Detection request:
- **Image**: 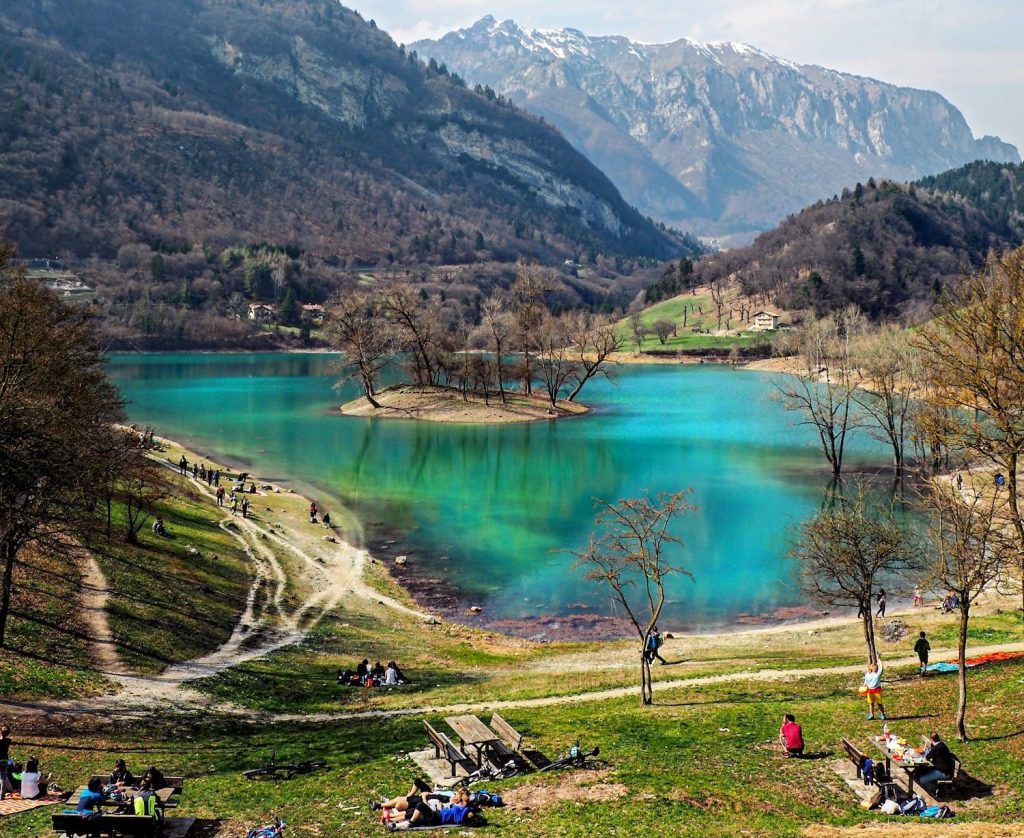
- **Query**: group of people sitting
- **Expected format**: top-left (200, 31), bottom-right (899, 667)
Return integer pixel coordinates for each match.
top-left (72, 762), bottom-right (168, 817)
top-left (337, 659), bottom-right (407, 687)
top-left (370, 781), bottom-right (489, 831)
top-left (0, 724), bottom-right (53, 801)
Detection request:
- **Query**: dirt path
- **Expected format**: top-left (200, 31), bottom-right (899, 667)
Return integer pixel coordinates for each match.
top-left (56, 444), bottom-right (434, 709)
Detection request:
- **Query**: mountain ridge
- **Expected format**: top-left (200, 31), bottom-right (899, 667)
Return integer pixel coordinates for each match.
top-left (0, 0), bottom-right (686, 265)
top-left (414, 18), bottom-right (1019, 244)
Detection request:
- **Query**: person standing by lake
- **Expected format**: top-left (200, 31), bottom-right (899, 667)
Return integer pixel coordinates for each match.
top-left (913, 585), bottom-right (923, 607)
top-left (914, 631), bottom-right (931, 676)
top-left (178, 455), bottom-right (188, 475)
top-left (876, 588), bottom-right (886, 618)
top-left (309, 501), bottom-right (318, 523)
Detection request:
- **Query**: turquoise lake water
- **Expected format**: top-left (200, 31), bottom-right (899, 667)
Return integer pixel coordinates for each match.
top-left (108, 353), bottom-right (896, 634)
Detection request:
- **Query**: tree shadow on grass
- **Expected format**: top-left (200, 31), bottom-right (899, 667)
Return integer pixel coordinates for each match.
top-left (972, 727), bottom-right (1024, 742)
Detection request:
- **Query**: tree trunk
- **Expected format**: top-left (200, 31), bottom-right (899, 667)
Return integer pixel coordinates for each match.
top-left (861, 609), bottom-right (877, 664)
top-left (0, 540), bottom-right (17, 649)
top-left (956, 603), bottom-right (969, 741)
top-left (640, 650), bottom-right (652, 705)
top-left (1004, 451), bottom-right (1024, 624)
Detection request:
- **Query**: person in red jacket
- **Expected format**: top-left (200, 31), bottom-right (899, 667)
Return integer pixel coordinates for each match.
top-left (779, 713), bottom-right (805, 757)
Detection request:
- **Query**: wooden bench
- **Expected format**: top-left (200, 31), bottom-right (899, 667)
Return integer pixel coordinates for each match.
top-left (52, 812), bottom-right (161, 838)
top-left (424, 721), bottom-right (467, 778)
top-left (488, 714), bottom-right (540, 770)
top-left (489, 714), bottom-right (524, 754)
top-left (841, 737), bottom-right (868, 779)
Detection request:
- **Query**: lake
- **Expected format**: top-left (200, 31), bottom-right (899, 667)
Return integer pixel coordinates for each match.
top-left (108, 353), bottom-right (897, 636)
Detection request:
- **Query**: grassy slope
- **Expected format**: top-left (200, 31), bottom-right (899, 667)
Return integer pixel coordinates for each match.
top-left (5, 659), bottom-right (1023, 837)
top-left (86, 473), bottom-right (254, 674)
top-left (614, 291), bottom-right (776, 353)
top-left (0, 543), bottom-right (113, 699)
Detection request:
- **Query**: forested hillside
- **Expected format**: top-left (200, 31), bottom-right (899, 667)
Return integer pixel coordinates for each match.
top-left (0, 1), bottom-right (695, 346)
top-left (646, 167), bottom-right (1021, 321)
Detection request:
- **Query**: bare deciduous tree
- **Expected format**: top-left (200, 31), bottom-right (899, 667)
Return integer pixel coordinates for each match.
top-left (574, 491), bottom-right (696, 705)
top-left (914, 249), bottom-right (1024, 618)
top-left (792, 484), bottom-right (920, 664)
top-left (510, 264), bottom-right (555, 395)
top-left (326, 290), bottom-right (395, 408)
top-left (924, 482), bottom-right (1010, 740)
top-left (853, 325), bottom-right (920, 478)
top-left (651, 319), bottom-right (674, 345)
top-left (775, 306), bottom-right (865, 474)
top-left (566, 314), bottom-right (622, 402)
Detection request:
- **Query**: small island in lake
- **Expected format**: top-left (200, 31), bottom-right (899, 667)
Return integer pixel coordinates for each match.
top-left (340, 384), bottom-right (589, 423)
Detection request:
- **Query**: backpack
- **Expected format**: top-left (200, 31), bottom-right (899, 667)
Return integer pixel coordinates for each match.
top-left (133, 791), bottom-right (158, 818)
top-left (899, 795), bottom-right (925, 815)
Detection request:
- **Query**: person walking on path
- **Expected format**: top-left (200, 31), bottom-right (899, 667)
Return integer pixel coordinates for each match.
top-left (216, 486), bottom-right (225, 507)
top-left (914, 631), bottom-right (931, 676)
top-left (876, 588), bottom-right (887, 618)
top-left (230, 492), bottom-right (238, 515)
top-left (192, 463), bottom-right (198, 479)
top-left (179, 455), bottom-right (188, 475)
top-left (241, 497), bottom-right (250, 519)
top-left (309, 501), bottom-right (318, 524)
top-left (863, 655), bottom-right (886, 720)
top-left (213, 469), bottom-right (220, 487)
top-left (913, 585), bottom-right (923, 607)
top-left (645, 627), bottom-right (668, 665)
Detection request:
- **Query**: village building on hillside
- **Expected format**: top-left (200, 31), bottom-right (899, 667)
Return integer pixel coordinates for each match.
top-left (301, 304), bottom-right (325, 324)
top-left (750, 310), bottom-right (781, 332)
top-left (247, 303), bottom-right (277, 322)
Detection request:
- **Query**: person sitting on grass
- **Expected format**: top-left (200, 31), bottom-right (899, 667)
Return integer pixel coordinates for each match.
top-left (370, 661), bottom-right (386, 680)
top-left (18, 757), bottom-right (50, 800)
top-left (152, 517), bottom-right (168, 537)
top-left (779, 713), bottom-right (805, 757)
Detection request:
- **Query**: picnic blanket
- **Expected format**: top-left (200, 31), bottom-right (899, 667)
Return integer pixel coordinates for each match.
top-left (0, 792), bottom-right (66, 817)
top-left (927, 650), bottom-right (1024, 673)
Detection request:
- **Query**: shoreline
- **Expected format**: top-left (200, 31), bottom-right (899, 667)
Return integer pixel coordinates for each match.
top-left (144, 432), bottom-right (890, 644)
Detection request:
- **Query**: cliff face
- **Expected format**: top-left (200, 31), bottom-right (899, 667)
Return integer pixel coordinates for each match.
top-left (415, 17), bottom-right (1020, 243)
top-left (0, 1), bottom-right (683, 262)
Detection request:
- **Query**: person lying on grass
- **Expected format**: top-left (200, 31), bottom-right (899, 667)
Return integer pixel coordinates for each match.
top-left (384, 793), bottom-right (483, 831)
top-left (371, 783), bottom-right (469, 816)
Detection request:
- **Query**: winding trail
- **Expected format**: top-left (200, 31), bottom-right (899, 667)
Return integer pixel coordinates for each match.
top-left (5, 442), bottom-right (1022, 727)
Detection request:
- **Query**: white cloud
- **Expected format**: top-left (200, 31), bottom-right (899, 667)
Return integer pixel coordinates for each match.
top-left (350, 0), bottom-right (1024, 149)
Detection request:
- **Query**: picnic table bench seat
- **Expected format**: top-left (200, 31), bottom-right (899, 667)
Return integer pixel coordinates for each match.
top-left (424, 721), bottom-right (470, 778)
top-left (52, 812), bottom-right (161, 838)
top-left (841, 738), bottom-right (868, 779)
top-left (486, 714), bottom-right (537, 769)
top-left (87, 778), bottom-right (184, 796)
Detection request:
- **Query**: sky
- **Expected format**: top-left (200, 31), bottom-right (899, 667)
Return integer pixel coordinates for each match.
top-left (349, 0), bottom-right (1024, 153)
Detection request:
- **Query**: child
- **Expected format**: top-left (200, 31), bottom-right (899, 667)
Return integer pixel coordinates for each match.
top-left (863, 655), bottom-right (886, 720)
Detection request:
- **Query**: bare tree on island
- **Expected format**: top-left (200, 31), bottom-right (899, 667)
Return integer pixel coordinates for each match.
top-left (574, 491), bottom-right (695, 705)
top-left (326, 290), bottom-right (395, 409)
top-left (924, 482), bottom-right (1009, 740)
top-left (775, 306), bottom-right (865, 475)
top-left (792, 484), bottom-right (919, 664)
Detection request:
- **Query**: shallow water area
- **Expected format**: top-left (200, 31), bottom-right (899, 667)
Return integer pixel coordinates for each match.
top-left (108, 352), bottom-right (899, 636)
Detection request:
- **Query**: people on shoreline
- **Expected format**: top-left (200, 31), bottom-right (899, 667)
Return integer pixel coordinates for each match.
top-left (178, 455), bottom-right (188, 475)
top-left (863, 655), bottom-right (886, 720)
top-left (779, 713), bottom-right (805, 757)
top-left (913, 584), bottom-right (923, 607)
top-left (876, 588), bottom-right (886, 618)
top-left (309, 501), bottom-right (318, 523)
top-left (914, 631), bottom-right (931, 677)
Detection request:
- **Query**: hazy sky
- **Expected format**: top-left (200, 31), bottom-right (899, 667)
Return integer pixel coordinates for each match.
top-left (350, 0), bottom-right (1024, 152)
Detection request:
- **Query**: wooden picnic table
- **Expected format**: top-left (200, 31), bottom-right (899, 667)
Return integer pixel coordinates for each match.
top-left (67, 785), bottom-right (177, 810)
top-left (445, 715), bottom-right (501, 768)
top-left (869, 736), bottom-right (935, 802)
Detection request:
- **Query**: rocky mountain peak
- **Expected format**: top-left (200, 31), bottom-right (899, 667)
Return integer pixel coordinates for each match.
top-left (416, 20), bottom-right (1020, 244)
